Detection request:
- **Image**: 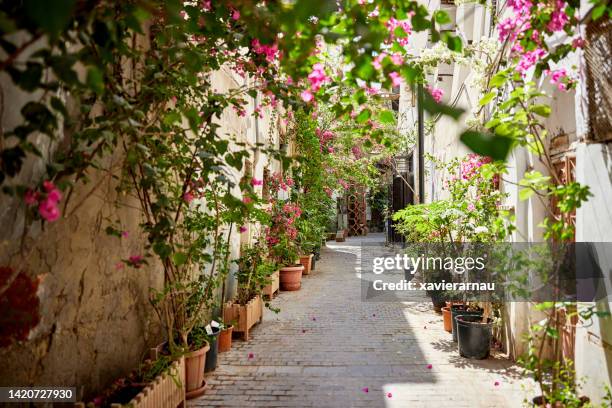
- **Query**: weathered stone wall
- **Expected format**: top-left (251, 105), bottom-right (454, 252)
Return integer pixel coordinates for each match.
top-left (0, 32), bottom-right (164, 401)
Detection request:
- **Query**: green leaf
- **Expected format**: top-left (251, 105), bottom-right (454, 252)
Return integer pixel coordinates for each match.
top-left (460, 130), bottom-right (514, 161)
top-left (24, 0), bottom-right (77, 36)
top-left (443, 33), bottom-right (462, 52)
top-left (356, 109), bottom-right (371, 123)
top-left (422, 92), bottom-right (463, 119)
top-left (519, 187), bottom-right (535, 201)
top-left (172, 252), bottom-right (188, 266)
top-left (433, 10), bottom-right (451, 24)
top-left (479, 91), bottom-right (496, 107)
top-left (489, 71), bottom-right (508, 88)
top-left (86, 67), bottom-right (104, 94)
top-left (163, 111), bottom-right (182, 126)
top-left (378, 110), bottom-right (395, 124)
top-left (530, 104), bottom-right (551, 117)
top-left (592, 4), bottom-right (607, 20)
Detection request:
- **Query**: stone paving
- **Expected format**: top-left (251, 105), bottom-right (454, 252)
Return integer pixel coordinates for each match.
top-left (191, 234), bottom-right (532, 407)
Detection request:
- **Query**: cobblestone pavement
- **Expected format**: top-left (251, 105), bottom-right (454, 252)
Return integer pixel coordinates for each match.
top-left (191, 234), bottom-right (531, 408)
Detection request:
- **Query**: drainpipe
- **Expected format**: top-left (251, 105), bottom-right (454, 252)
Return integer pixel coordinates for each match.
top-left (417, 83), bottom-right (425, 204)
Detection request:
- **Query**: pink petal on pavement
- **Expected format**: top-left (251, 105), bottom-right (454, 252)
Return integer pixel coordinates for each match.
top-left (362, 387), bottom-right (369, 393)
top-left (494, 381), bottom-right (500, 386)
top-left (248, 353), bottom-right (254, 359)
top-left (387, 392), bottom-right (392, 398)
top-left (427, 364), bottom-right (433, 369)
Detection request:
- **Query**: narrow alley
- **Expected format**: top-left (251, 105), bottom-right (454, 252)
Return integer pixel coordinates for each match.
top-left (192, 234), bottom-right (530, 407)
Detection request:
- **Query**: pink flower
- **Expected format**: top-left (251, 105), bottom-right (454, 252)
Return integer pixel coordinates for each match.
top-left (239, 226), bottom-right (247, 233)
top-left (231, 9), bottom-right (240, 20)
top-left (128, 255), bottom-right (144, 268)
top-left (38, 198), bottom-right (60, 222)
top-left (572, 37), bottom-right (585, 48)
top-left (391, 53), bottom-right (404, 65)
top-left (42, 180), bottom-right (55, 192)
top-left (516, 48), bottom-right (546, 76)
top-left (251, 178), bottom-right (263, 186)
top-left (201, 0), bottom-right (211, 11)
top-left (373, 53), bottom-right (386, 70)
top-left (389, 71), bottom-right (402, 87)
top-left (121, 231), bottom-right (129, 238)
top-left (24, 189), bottom-right (38, 206)
top-left (548, 1), bottom-right (569, 32)
top-left (183, 191), bottom-right (194, 203)
top-left (426, 85), bottom-right (444, 103)
top-left (243, 196), bottom-right (253, 204)
top-left (547, 68), bottom-right (573, 92)
top-left (307, 63), bottom-right (329, 92)
top-left (300, 89), bottom-right (314, 103)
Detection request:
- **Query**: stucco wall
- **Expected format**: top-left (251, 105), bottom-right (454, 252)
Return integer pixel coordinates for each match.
top-left (575, 143), bottom-right (612, 404)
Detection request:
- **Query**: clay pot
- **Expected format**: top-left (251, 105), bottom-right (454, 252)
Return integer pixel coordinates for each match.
top-left (442, 306), bottom-right (452, 333)
top-left (299, 254), bottom-right (313, 275)
top-left (184, 341), bottom-right (209, 399)
top-left (279, 264), bottom-right (304, 291)
top-left (218, 325), bottom-right (233, 353)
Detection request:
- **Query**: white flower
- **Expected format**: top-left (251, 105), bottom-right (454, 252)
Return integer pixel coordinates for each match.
top-left (474, 226), bottom-right (489, 234)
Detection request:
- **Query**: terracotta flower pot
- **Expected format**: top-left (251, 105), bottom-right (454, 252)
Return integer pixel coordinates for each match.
top-left (218, 325), bottom-right (233, 353)
top-left (184, 341), bottom-right (209, 399)
top-left (442, 306), bottom-right (452, 333)
top-left (279, 264), bottom-right (304, 291)
top-left (299, 254), bottom-right (313, 275)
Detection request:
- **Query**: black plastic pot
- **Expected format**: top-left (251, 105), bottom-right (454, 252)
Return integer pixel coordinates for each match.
top-left (456, 315), bottom-right (492, 359)
top-left (451, 305), bottom-right (483, 342)
top-left (311, 254), bottom-right (316, 271)
top-left (204, 326), bottom-right (220, 373)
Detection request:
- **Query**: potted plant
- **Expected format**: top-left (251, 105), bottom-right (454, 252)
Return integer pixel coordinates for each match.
top-left (217, 319), bottom-right (234, 353)
top-left (266, 195), bottom-right (304, 289)
top-left (77, 350), bottom-right (185, 407)
top-left (144, 180), bottom-right (238, 399)
top-left (262, 269), bottom-right (280, 299)
top-left (271, 234), bottom-right (303, 290)
top-left (223, 242), bottom-right (274, 341)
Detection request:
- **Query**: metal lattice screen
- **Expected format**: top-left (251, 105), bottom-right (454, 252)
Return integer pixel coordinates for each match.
top-left (584, 15), bottom-right (612, 142)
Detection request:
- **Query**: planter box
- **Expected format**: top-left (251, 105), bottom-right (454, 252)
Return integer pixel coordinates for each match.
top-left (76, 355), bottom-right (185, 408)
top-left (262, 270), bottom-right (279, 299)
top-left (223, 295), bottom-right (263, 341)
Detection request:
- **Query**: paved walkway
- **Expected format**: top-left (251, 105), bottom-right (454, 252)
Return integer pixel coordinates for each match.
top-left (192, 234), bottom-right (531, 407)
